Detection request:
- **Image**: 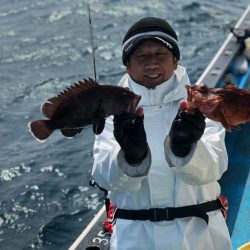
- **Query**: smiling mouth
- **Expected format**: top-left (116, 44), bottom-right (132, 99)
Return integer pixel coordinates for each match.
top-left (145, 73), bottom-right (161, 79)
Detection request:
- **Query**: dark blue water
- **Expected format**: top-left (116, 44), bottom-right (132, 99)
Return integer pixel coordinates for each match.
top-left (0, 0), bottom-right (249, 249)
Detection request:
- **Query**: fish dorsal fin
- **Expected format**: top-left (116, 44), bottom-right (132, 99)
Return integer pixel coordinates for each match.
top-left (41, 78), bottom-right (99, 118)
top-left (55, 78), bottom-right (99, 100)
top-left (223, 85), bottom-right (250, 95)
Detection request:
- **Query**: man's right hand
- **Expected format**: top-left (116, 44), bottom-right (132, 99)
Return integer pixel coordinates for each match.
top-left (113, 110), bottom-right (148, 165)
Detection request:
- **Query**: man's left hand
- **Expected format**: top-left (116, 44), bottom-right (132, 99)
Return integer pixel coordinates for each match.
top-left (169, 110), bottom-right (206, 157)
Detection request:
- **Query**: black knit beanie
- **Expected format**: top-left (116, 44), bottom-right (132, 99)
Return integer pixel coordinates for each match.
top-left (122, 17), bottom-right (180, 65)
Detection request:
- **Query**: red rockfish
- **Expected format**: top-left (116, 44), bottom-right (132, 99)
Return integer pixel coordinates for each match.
top-left (180, 83), bottom-right (250, 131)
top-left (28, 79), bottom-right (141, 142)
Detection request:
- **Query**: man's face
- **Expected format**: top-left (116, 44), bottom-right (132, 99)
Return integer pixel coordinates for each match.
top-left (126, 40), bottom-right (178, 89)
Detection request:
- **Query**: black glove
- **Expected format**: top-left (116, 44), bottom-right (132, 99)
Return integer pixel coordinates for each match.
top-left (169, 110), bottom-right (206, 157)
top-left (113, 113), bottom-right (148, 165)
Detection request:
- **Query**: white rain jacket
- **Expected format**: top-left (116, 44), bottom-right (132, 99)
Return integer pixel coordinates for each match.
top-left (92, 65), bottom-right (232, 250)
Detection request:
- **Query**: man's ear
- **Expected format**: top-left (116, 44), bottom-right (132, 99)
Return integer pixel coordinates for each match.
top-left (173, 57), bottom-right (178, 70)
top-left (126, 60), bottom-right (131, 68)
top-left (126, 61), bottom-right (131, 72)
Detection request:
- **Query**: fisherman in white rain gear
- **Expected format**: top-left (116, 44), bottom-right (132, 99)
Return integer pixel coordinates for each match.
top-left (92, 17), bottom-right (232, 250)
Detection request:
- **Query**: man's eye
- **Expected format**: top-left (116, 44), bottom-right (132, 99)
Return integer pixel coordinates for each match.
top-left (157, 52), bottom-right (168, 56)
top-left (136, 55), bottom-right (146, 58)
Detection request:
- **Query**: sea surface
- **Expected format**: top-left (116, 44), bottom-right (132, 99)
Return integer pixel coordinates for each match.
top-left (0, 0), bottom-right (249, 249)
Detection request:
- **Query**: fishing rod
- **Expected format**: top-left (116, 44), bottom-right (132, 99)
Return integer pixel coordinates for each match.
top-left (87, 1), bottom-right (97, 82)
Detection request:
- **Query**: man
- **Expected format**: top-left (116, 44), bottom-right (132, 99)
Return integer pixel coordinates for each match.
top-left (92, 17), bottom-right (232, 250)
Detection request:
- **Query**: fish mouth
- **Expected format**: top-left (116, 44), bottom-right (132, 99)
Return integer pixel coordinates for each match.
top-left (185, 85), bottom-right (192, 101)
top-left (128, 95), bottom-right (141, 113)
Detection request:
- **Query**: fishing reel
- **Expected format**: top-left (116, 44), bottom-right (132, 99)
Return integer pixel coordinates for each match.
top-left (231, 27), bottom-right (250, 41)
top-left (231, 27), bottom-right (250, 56)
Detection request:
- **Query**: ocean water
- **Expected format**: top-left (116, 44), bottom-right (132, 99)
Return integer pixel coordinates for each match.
top-left (0, 0), bottom-right (249, 249)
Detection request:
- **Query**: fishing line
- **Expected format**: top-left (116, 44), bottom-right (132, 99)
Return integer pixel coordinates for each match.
top-left (87, 1), bottom-right (97, 82)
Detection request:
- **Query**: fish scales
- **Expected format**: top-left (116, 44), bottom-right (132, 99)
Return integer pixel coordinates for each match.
top-left (211, 87), bottom-right (250, 124)
top-left (28, 79), bottom-right (141, 142)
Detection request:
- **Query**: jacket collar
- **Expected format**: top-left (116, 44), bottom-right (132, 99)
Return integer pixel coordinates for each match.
top-left (122, 66), bottom-right (188, 107)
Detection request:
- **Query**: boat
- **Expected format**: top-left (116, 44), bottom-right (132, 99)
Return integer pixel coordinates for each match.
top-left (69, 4), bottom-right (250, 250)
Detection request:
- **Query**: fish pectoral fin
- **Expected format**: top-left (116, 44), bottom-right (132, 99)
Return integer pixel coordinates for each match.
top-left (218, 113), bottom-right (232, 132)
top-left (93, 118), bottom-right (106, 135)
top-left (60, 128), bottom-right (82, 137)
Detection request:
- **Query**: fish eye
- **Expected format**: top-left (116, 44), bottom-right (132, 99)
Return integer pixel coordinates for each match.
top-left (198, 84), bottom-right (208, 93)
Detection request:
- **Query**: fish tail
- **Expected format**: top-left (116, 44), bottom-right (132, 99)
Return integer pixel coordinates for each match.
top-left (28, 120), bottom-right (54, 142)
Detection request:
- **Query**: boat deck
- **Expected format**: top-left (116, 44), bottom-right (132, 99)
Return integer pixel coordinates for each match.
top-left (221, 104), bottom-right (250, 249)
